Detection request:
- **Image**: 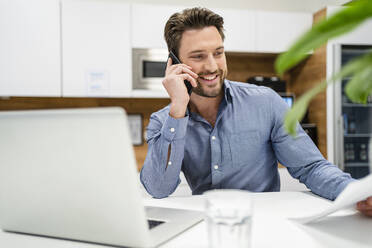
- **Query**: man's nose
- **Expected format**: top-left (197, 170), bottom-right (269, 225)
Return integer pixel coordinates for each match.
top-left (203, 54), bottom-right (218, 73)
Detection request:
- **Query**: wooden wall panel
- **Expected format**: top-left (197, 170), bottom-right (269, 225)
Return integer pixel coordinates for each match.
top-left (286, 8), bottom-right (328, 158)
top-left (0, 97), bottom-right (170, 170)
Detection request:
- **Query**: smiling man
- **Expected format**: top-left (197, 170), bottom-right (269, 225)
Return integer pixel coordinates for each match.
top-left (140, 7), bottom-right (372, 217)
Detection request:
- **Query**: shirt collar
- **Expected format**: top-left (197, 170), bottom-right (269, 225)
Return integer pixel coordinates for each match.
top-left (223, 79), bottom-right (234, 103)
top-left (185, 79), bottom-right (234, 117)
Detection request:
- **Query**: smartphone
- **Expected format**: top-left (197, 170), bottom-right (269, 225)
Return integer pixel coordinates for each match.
top-left (168, 51), bottom-right (193, 95)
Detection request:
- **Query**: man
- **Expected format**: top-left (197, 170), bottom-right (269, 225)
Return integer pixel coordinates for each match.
top-left (140, 7), bottom-right (372, 216)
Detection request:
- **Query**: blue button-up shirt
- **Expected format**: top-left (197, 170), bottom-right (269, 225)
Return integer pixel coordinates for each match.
top-left (140, 80), bottom-right (353, 200)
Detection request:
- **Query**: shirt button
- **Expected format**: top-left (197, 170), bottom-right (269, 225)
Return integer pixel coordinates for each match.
top-left (211, 136), bottom-right (216, 140)
top-left (168, 161), bottom-right (172, 166)
top-left (214, 165), bottom-right (219, 170)
top-left (170, 128), bottom-right (175, 133)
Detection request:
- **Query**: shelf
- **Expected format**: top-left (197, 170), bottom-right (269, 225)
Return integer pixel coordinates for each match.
top-left (344, 133), bottom-right (372, 138)
top-left (344, 162), bottom-right (370, 167)
top-left (342, 103), bottom-right (372, 107)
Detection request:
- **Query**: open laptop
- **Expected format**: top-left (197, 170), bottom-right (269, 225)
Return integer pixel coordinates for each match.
top-left (0, 107), bottom-right (203, 247)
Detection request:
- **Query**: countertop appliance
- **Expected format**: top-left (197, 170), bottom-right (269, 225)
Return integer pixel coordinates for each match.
top-left (132, 48), bottom-right (168, 90)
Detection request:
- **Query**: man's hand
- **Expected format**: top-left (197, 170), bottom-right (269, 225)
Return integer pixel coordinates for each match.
top-left (162, 58), bottom-right (198, 118)
top-left (356, 196), bottom-right (372, 217)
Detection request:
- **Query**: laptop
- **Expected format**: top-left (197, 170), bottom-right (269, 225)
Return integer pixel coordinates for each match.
top-left (0, 107), bottom-right (203, 247)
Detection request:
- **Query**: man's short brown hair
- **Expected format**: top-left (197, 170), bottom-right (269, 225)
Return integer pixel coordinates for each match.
top-left (164, 7), bottom-right (225, 57)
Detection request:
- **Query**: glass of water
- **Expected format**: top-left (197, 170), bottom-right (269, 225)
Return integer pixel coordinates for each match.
top-left (204, 189), bottom-right (253, 248)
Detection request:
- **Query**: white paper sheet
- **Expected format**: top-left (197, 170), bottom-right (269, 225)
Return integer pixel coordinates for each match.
top-left (290, 173), bottom-right (372, 224)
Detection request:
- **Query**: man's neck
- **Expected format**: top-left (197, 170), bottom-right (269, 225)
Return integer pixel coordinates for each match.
top-left (189, 92), bottom-right (223, 127)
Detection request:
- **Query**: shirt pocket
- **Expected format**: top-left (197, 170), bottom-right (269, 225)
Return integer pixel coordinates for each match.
top-left (228, 131), bottom-right (260, 168)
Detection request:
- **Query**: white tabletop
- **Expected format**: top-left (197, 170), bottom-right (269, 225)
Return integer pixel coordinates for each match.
top-left (1, 191), bottom-right (371, 248)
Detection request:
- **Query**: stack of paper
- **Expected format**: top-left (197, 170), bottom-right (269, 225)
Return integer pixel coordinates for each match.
top-left (291, 173), bottom-right (372, 224)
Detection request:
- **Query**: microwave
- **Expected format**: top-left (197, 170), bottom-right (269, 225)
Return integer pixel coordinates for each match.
top-left (132, 48), bottom-right (168, 90)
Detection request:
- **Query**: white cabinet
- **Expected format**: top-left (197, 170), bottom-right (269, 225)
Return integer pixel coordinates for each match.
top-left (131, 5), bottom-right (255, 52)
top-left (213, 8), bottom-right (255, 52)
top-left (61, 0), bottom-right (131, 97)
top-left (0, 2), bottom-right (315, 98)
top-left (131, 4), bottom-right (311, 53)
top-left (327, 6), bottom-right (372, 45)
top-left (255, 11), bottom-right (312, 53)
top-left (0, 0), bottom-right (61, 96)
top-left (131, 4), bottom-right (187, 49)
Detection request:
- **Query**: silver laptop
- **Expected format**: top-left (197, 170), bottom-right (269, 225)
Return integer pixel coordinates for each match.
top-left (0, 107), bottom-right (203, 247)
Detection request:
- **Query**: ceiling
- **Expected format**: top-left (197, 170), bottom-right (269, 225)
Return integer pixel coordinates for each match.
top-left (126, 0), bottom-right (351, 13)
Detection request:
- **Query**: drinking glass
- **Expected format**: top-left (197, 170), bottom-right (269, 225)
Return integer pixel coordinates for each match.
top-left (204, 189), bottom-right (253, 248)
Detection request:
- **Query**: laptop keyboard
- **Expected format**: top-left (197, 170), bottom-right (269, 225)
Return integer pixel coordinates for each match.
top-left (147, 219), bottom-right (165, 229)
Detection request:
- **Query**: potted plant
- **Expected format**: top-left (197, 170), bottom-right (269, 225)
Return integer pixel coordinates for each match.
top-left (275, 0), bottom-right (372, 173)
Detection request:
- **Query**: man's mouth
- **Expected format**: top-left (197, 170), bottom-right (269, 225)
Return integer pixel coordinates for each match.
top-left (198, 74), bottom-right (219, 84)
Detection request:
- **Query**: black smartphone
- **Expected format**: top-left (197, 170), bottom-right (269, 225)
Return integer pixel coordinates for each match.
top-left (168, 51), bottom-right (193, 95)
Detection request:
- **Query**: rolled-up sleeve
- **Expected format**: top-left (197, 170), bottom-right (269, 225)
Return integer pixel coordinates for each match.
top-left (269, 90), bottom-right (354, 200)
top-left (140, 110), bottom-right (189, 198)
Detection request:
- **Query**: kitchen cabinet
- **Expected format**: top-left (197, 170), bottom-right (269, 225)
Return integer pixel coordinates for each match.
top-left (255, 11), bottom-right (312, 53)
top-left (0, 0), bottom-right (61, 96)
top-left (131, 4), bottom-right (311, 53)
top-left (131, 4), bottom-right (188, 49)
top-left (131, 4), bottom-right (255, 52)
top-left (213, 8), bottom-right (255, 52)
top-left (0, 1), bottom-right (314, 98)
top-left (61, 0), bottom-right (131, 97)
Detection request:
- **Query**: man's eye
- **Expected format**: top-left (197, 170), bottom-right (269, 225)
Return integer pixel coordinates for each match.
top-left (191, 55), bottom-right (203, 59)
top-left (214, 51), bottom-right (223, 56)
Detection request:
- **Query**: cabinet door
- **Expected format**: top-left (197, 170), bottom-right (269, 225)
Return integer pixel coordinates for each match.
top-left (132, 5), bottom-right (255, 52)
top-left (0, 0), bottom-right (61, 96)
top-left (131, 4), bottom-right (187, 49)
top-left (255, 11), bottom-right (312, 53)
top-left (62, 0), bottom-right (131, 97)
top-left (213, 8), bottom-right (255, 52)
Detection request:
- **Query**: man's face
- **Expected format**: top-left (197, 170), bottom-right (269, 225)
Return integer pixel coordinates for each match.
top-left (178, 26), bottom-right (227, 98)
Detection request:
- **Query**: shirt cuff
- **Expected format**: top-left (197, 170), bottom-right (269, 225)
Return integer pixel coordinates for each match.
top-left (333, 177), bottom-right (356, 200)
top-left (161, 114), bottom-right (189, 142)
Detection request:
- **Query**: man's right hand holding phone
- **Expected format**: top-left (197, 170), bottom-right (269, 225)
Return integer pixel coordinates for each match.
top-left (162, 57), bottom-right (198, 118)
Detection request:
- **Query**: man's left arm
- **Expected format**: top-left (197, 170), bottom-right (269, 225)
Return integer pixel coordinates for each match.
top-left (268, 90), bottom-right (372, 215)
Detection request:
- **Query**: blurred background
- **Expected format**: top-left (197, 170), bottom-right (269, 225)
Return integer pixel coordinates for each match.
top-left (1, 0), bottom-right (371, 179)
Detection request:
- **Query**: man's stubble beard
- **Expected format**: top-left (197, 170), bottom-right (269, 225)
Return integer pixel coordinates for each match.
top-left (192, 68), bottom-right (228, 98)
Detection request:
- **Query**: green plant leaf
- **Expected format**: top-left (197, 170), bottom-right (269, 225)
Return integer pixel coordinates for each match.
top-left (284, 52), bottom-right (372, 136)
top-left (284, 81), bottom-right (327, 136)
top-left (275, 0), bottom-right (372, 75)
top-left (344, 52), bottom-right (372, 103)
